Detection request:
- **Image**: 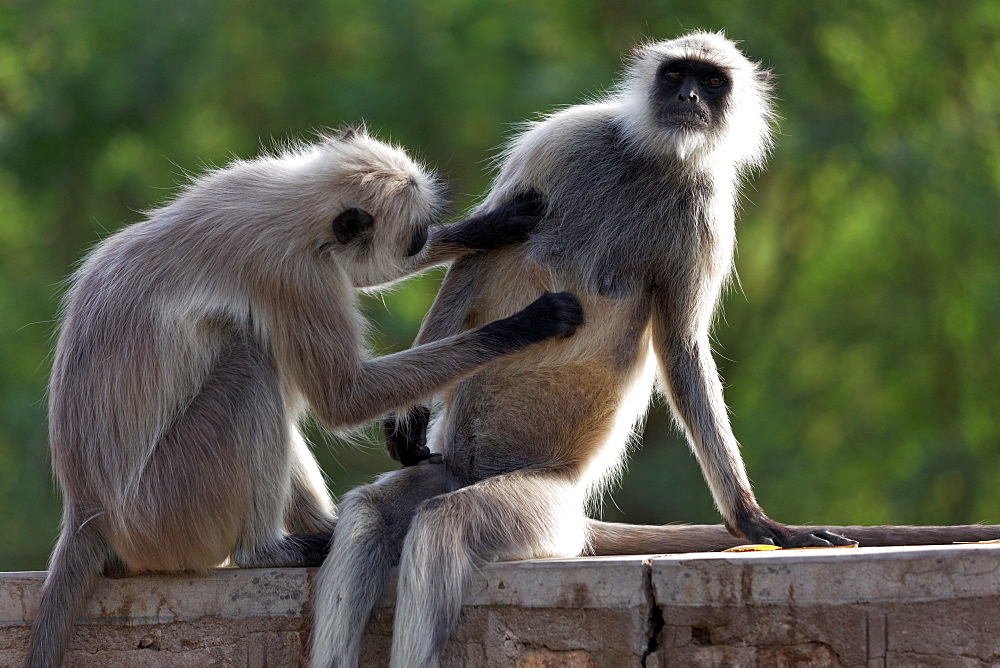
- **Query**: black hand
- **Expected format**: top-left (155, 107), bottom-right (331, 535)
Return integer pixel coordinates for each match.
top-left (481, 291), bottom-right (585, 352)
top-left (448, 189), bottom-right (548, 250)
top-left (503, 189), bottom-right (547, 219)
top-left (383, 406), bottom-right (432, 466)
top-left (728, 514), bottom-right (857, 548)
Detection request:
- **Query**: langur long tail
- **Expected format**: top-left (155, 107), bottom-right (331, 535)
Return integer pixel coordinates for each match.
top-left (25, 519), bottom-right (109, 667)
top-left (584, 520), bottom-right (1000, 555)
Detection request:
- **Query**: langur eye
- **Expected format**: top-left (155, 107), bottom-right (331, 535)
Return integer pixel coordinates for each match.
top-left (664, 70), bottom-right (684, 82)
top-left (705, 75), bottom-right (726, 87)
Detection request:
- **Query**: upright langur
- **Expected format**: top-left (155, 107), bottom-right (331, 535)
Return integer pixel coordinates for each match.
top-left (25, 128), bottom-right (584, 668)
top-left (311, 33), bottom-right (1000, 667)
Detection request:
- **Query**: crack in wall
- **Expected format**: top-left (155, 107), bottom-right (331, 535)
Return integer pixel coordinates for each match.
top-left (639, 558), bottom-right (663, 667)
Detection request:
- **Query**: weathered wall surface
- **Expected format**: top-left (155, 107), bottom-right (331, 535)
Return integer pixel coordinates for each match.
top-left (3, 545), bottom-right (999, 666)
top-left (649, 545), bottom-right (1000, 666)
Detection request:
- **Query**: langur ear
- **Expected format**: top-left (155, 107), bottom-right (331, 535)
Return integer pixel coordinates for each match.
top-left (756, 68), bottom-right (776, 84)
top-left (332, 207), bottom-right (374, 245)
top-left (333, 123), bottom-right (363, 142)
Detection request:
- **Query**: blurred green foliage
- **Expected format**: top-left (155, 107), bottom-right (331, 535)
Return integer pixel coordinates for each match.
top-left (1, 1), bottom-right (998, 570)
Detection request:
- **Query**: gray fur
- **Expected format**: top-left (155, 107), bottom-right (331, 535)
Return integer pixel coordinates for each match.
top-left (311, 32), bottom-right (1000, 666)
top-left (27, 129), bottom-right (578, 667)
top-left (311, 460), bottom-right (454, 667)
top-left (311, 31), bottom-right (776, 667)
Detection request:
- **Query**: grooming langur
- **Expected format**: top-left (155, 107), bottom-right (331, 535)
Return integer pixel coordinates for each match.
top-left (26, 129), bottom-right (584, 667)
top-left (311, 33), bottom-right (1000, 667)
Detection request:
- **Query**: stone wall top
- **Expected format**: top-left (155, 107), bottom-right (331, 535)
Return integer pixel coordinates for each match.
top-left (3, 544), bottom-right (999, 666)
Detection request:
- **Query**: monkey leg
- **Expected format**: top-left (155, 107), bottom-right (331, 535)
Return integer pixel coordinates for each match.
top-left (108, 341), bottom-right (276, 570)
top-left (310, 460), bottom-right (451, 668)
top-left (205, 339), bottom-right (335, 568)
top-left (389, 471), bottom-right (588, 668)
top-left (223, 433), bottom-right (333, 568)
top-left (284, 426), bottom-right (337, 536)
top-left (108, 331), bottom-right (322, 571)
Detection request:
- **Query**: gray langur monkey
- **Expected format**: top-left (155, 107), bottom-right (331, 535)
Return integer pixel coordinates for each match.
top-left (25, 127), bottom-right (584, 667)
top-left (311, 33), bottom-right (1000, 667)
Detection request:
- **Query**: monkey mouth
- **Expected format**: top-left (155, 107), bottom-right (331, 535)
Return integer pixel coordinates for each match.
top-left (406, 227), bottom-right (428, 256)
top-left (662, 108), bottom-right (710, 129)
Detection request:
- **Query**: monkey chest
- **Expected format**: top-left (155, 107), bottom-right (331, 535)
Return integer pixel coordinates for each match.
top-left (521, 223), bottom-right (723, 302)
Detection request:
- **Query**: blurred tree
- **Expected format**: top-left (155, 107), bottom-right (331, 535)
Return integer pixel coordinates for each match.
top-left (1, 0), bottom-right (997, 570)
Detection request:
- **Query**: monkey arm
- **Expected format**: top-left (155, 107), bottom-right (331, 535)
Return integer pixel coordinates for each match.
top-left (649, 289), bottom-right (854, 548)
top-left (273, 272), bottom-right (580, 431)
top-left (414, 258), bottom-right (487, 345)
top-left (402, 191), bottom-right (546, 273)
top-left (649, 309), bottom-right (756, 531)
top-left (327, 334), bottom-right (508, 427)
top-left (383, 259), bottom-right (488, 464)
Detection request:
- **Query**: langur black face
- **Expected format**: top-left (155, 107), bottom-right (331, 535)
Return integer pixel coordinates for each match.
top-left (330, 207), bottom-right (427, 258)
top-left (329, 205), bottom-right (435, 288)
top-left (654, 58), bottom-right (730, 132)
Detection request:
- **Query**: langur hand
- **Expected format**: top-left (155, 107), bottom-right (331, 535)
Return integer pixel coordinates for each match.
top-left (384, 405), bottom-right (433, 466)
top-left (483, 291), bottom-right (585, 348)
top-left (449, 189), bottom-right (548, 250)
top-left (727, 514), bottom-right (858, 548)
top-left (385, 292), bottom-right (584, 467)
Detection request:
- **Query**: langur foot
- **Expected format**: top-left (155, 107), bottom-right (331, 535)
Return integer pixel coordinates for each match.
top-left (783, 529), bottom-right (857, 548)
top-left (233, 530), bottom-right (334, 569)
top-left (289, 530), bottom-right (334, 567)
top-left (102, 554), bottom-right (139, 578)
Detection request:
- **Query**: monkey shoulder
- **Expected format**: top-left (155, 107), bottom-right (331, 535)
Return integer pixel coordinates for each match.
top-left (503, 103), bottom-right (621, 178)
top-left (523, 102), bottom-right (619, 142)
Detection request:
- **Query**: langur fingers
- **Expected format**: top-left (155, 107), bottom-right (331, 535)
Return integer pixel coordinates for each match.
top-left (448, 189), bottom-right (549, 250)
top-left (793, 530), bottom-right (858, 548)
top-left (482, 291), bottom-right (585, 350)
top-left (733, 513), bottom-right (858, 549)
top-left (769, 528), bottom-right (857, 548)
top-left (773, 530), bottom-right (857, 549)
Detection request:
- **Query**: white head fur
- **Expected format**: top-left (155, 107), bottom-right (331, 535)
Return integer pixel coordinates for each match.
top-left (616, 31), bottom-right (776, 171)
top-left (165, 126), bottom-right (446, 290)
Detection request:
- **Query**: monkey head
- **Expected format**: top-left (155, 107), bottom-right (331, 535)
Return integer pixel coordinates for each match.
top-left (618, 31), bottom-right (776, 169)
top-left (313, 126), bottom-right (445, 288)
top-left (654, 58), bottom-right (730, 133)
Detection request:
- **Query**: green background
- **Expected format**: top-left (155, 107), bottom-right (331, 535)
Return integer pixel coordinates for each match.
top-left (2, 1), bottom-right (998, 570)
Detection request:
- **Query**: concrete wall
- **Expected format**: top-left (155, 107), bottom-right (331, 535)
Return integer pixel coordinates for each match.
top-left (3, 544), bottom-right (999, 666)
